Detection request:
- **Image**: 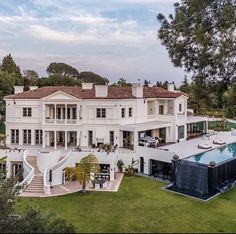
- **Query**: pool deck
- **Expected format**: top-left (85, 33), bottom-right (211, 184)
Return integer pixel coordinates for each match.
top-left (161, 131), bottom-right (236, 159)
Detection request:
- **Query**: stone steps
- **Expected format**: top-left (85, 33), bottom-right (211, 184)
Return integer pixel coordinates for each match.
top-left (24, 156), bottom-right (44, 193)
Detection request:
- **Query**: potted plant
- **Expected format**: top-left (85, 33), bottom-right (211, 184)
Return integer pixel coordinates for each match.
top-left (117, 160), bottom-right (124, 172)
top-left (209, 161), bottom-right (216, 167)
top-left (172, 155), bottom-right (179, 160)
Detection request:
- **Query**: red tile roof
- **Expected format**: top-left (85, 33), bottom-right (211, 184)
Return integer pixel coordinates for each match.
top-left (4, 86), bottom-right (188, 100)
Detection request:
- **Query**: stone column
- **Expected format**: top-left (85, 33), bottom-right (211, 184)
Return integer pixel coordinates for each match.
top-left (42, 103), bottom-right (45, 124)
top-left (19, 129), bottom-right (23, 146)
top-left (31, 129), bottom-right (35, 146)
top-left (133, 131), bottom-right (138, 151)
top-left (54, 104), bottom-right (56, 124)
top-left (65, 104), bottom-right (67, 124)
top-left (65, 131), bottom-right (68, 150)
top-left (76, 130), bottom-right (80, 147)
top-left (76, 104), bottom-right (80, 124)
top-left (54, 131), bottom-right (57, 150)
top-left (42, 130), bottom-right (46, 148)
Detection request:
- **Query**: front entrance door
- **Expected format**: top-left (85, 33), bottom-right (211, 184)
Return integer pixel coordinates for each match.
top-left (140, 157), bottom-right (144, 173)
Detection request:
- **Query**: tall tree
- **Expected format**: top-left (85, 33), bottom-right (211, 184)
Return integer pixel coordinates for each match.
top-left (116, 78), bottom-right (131, 87)
top-left (65, 153), bottom-right (100, 194)
top-left (0, 54), bottom-right (23, 86)
top-left (157, 0), bottom-right (236, 113)
top-left (46, 62), bottom-right (79, 78)
top-left (78, 71), bottom-right (109, 85)
top-left (226, 84), bottom-right (236, 118)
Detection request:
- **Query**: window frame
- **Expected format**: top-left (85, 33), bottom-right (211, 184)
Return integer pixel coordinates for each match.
top-left (23, 107), bottom-right (32, 117)
top-left (128, 107), bottom-right (132, 117)
top-left (159, 105), bottom-right (164, 114)
top-left (96, 108), bottom-right (106, 118)
top-left (121, 108), bottom-right (125, 118)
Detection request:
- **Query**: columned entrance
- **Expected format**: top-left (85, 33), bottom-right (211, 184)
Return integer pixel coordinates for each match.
top-left (42, 130), bottom-right (77, 149)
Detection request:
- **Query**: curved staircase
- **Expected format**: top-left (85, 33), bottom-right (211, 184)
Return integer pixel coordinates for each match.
top-left (24, 156), bottom-right (44, 194)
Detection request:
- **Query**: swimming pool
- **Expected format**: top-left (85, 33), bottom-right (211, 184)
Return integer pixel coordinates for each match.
top-left (186, 142), bottom-right (236, 165)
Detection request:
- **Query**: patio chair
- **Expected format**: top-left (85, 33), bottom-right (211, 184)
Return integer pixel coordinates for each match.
top-left (213, 139), bottom-right (226, 145)
top-left (198, 142), bottom-right (212, 149)
top-left (102, 181), bottom-right (108, 189)
top-left (94, 183), bottom-right (100, 190)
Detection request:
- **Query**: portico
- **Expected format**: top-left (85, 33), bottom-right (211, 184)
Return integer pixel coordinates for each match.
top-left (42, 130), bottom-right (79, 150)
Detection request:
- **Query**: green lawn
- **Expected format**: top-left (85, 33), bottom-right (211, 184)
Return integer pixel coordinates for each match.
top-left (15, 176), bottom-right (236, 233)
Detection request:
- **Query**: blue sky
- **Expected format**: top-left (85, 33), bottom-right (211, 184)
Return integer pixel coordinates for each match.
top-left (0, 0), bottom-right (185, 85)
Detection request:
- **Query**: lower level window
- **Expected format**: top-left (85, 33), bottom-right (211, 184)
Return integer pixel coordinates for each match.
top-left (23, 129), bottom-right (31, 144)
top-left (11, 129), bottom-right (19, 144)
top-left (35, 130), bottom-right (43, 144)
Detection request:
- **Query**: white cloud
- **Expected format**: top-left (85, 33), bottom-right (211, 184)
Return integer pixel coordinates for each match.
top-left (0, 0), bottom-right (185, 84)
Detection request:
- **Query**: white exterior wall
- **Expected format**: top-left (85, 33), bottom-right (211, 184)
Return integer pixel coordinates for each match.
top-left (4, 90), bottom-right (190, 149)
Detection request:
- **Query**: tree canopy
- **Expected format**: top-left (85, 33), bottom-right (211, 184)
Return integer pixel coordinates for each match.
top-left (0, 168), bottom-right (75, 233)
top-left (78, 71), bottom-right (109, 85)
top-left (65, 153), bottom-right (100, 194)
top-left (46, 62), bottom-right (80, 78)
top-left (157, 0), bottom-right (236, 113)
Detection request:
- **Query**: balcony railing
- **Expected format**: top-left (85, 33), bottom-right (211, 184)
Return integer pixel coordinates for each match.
top-left (44, 119), bottom-right (77, 124)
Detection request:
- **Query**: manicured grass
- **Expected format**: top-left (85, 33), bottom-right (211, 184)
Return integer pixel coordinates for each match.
top-left (15, 176), bottom-right (236, 233)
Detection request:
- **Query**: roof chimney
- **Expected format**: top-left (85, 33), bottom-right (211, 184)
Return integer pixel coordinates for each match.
top-left (82, 83), bottom-right (93, 90)
top-left (132, 84), bottom-right (143, 98)
top-left (95, 85), bottom-right (108, 98)
top-left (29, 86), bottom-right (38, 91)
top-left (13, 86), bottom-right (24, 94)
top-left (167, 84), bottom-right (175, 92)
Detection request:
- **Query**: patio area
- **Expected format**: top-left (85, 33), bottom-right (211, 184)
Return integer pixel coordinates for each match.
top-left (19, 173), bottom-right (124, 197)
top-left (160, 131), bottom-right (236, 159)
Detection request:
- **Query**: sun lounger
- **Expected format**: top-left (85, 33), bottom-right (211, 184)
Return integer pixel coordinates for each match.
top-left (198, 143), bottom-right (212, 149)
top-left (213, 139), bottom-right (226, 145)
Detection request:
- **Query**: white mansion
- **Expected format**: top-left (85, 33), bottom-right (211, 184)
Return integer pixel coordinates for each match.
top-left (4, 83), bottom-right (207, 150)
top-left (2, 83), bottom-right (208, 194)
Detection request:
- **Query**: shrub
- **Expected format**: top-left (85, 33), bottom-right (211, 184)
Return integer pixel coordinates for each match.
top-left (117, 160), bottom-right (124, 172)
top-left (209, 161), bottom-right (216, 167)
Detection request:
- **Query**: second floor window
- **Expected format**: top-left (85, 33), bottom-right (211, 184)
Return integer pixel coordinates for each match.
top-left (159, 105), bottom-right (164, 114)
top-left (121, 108), bottom-right (125, 118)
top-left (23, 108), bottom-right (32, 117)
top-left (179, 104), bottom-right (182, 112)
top-left (96, 108), bottom-right (106, 118)
top-left (128, 107), bottom-right (132, 117)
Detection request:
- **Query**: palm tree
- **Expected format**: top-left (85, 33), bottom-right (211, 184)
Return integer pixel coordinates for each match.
top-left (65, 153), bottom-right (100, 194)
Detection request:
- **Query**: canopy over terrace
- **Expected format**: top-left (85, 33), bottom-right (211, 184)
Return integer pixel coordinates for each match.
top-left (119, 121), bottom-right (172, 149)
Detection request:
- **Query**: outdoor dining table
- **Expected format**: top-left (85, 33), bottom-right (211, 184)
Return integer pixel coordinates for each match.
top-left (93, 179), bottom-right (106, 188)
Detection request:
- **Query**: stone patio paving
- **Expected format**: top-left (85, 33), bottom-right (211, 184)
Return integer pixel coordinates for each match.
top-left (19, 173), bottom-right (124, 198)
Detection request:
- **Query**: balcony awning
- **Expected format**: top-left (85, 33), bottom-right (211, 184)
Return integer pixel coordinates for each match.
top-left (120, 121), bottom-right (171, 132)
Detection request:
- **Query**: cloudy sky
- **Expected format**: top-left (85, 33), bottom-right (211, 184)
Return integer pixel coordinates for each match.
top-left (0, 0), bottom-right (185, 85)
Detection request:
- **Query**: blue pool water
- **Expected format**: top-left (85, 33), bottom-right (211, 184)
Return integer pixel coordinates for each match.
top-left (186, 143), bottom-right (236, 165)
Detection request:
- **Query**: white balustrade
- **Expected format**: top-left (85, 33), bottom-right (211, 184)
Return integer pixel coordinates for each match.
top-left (43, 151), bottom-right (72, 194)
top-left (18, 150), bottom-right (35, 188)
